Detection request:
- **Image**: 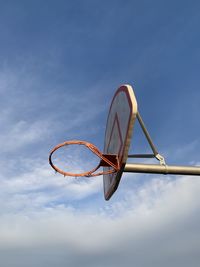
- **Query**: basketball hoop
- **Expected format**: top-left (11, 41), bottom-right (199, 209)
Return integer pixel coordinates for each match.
top-left (49, 140), bottom-right (120, 177)
top-left (49, 84), bottom-right (200, 200)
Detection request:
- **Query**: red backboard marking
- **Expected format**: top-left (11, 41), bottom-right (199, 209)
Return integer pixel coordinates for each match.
top-left (106, 114), bottom-right (123, 181)
top-left (108, 86), bottom-right (133, 117)
top-left (107, 114), bottom-right (123, 156)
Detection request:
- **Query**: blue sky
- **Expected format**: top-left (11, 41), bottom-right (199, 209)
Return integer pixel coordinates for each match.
top-left (0, 1), bottom-right (200, 266)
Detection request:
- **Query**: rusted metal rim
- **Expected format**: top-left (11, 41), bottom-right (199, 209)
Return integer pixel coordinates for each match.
top-left (49, 140), bottom-right (120, 177)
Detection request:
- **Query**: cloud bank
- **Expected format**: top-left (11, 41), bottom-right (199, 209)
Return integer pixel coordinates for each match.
top-left (0, 165), bottom-right (200, 267)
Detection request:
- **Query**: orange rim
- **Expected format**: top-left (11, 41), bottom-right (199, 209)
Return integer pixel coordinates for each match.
top-left (49, 140), bottom-right (119, 177)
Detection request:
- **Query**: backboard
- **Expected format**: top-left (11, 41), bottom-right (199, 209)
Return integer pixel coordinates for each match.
top-left (103, 85), bottom-right (138, 200)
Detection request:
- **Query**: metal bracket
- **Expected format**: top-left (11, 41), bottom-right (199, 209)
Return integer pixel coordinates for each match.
top-left (100, 154), bottom-right (120, 170)
top-left (128, 111), bottom-right (167, 166)
top-left (155, 153), bottom-right (166, 166)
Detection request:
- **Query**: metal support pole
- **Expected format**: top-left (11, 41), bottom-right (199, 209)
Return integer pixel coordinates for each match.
top-left (133, 112), bottom-right (166, 165)
top-left (136, 112), bottom-right (159, 156)
top-left (124, 163), bottom-right (200, 176)
top-left (125, 112), bottom-right (200, 176)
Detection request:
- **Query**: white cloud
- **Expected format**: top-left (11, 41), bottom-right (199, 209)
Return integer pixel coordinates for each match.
top-left (0, 156), bottom-right (103, 216)
top-left (0, 119), bottom-right (51, 152)
top-left (0, 170), bottom-right (200, 267)
top-left (0, 67), bottom-right (106, 155)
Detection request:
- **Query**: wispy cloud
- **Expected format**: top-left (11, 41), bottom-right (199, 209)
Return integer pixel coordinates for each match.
top-left (0, 119), bottom-right (51, 153)
top-left (0, 156), bottom-right (102, 215)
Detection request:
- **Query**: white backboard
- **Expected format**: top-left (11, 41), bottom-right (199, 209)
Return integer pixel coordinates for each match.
top-left (103, 85), bottom-right (138, 200)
